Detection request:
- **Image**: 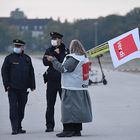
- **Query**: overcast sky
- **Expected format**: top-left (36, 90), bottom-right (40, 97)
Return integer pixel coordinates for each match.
top-left (0, 0), bottom-right (140, 22)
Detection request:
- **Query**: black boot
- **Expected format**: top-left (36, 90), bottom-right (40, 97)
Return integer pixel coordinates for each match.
top-left (11, 130), bottom-right (18, 135)
top-left (56, 131), bottom-right (81, 137)
top-left (73, 131), bottom-right (81, 136)
top-left (56, 131), bottom-right (70, 137)
top-left (18, 129), bottom-right (26, 134)
top-left (18, 123), bottom-right (26, 134)
top-left (45, 128), bottom-right (54, 132)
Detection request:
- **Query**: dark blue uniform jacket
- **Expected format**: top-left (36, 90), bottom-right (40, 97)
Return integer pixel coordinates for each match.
top-left (43, 43), bottom-right (68, 82)
top-left (1, 53), bottom-right (36, 91)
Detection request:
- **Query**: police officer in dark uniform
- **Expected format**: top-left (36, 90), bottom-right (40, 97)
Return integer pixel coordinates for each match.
top-left (1, 39), bottom-right (36, 135)
top-left (43, 32), bottom-right (68, 132)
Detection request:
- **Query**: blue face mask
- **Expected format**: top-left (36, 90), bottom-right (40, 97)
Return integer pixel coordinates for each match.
top-left (13, 47), bottom-right (21, 54)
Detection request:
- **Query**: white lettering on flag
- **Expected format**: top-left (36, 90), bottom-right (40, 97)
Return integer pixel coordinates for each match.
top-left (108, 28), bottom-right (140, 68)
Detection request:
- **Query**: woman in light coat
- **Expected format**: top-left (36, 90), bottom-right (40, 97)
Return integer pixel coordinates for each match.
top-left (46, 39), bottom-right (92, 137)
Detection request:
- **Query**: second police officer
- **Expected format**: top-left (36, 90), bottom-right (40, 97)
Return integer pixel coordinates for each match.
top-left (43, 32), bottom-right (68, 132)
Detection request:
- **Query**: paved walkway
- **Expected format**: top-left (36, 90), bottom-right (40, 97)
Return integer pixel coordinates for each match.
top-left (0, 56), bottom-right (140, 140)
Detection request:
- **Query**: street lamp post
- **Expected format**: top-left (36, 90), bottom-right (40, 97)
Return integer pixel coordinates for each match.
top-left (94, 22), bottom-right (98, 47)
top-left (93, 21), bottom-right (107, 85)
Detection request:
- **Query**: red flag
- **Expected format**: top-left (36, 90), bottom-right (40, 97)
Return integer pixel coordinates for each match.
top-left (108, 28), bottom-right (140, 68)
top-left (114, 34), bottom-right (138, 60)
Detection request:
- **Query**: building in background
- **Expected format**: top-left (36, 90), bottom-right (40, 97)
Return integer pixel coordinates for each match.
top-left (0, 8), bottom-right (49, 37)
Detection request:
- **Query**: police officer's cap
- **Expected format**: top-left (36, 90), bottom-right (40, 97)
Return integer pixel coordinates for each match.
top-left (50, 32), bottom-right (63, 39)
top-left (13, 39), bottom-right (25, 46)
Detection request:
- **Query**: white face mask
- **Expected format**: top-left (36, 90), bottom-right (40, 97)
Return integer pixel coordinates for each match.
top-left (13, 47), bottom-right (22, 54)
top-left (51, 40), bottom-right (58, 46)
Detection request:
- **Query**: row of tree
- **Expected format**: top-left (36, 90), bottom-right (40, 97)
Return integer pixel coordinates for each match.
top-left (0, 7), bottom-right (140, 52)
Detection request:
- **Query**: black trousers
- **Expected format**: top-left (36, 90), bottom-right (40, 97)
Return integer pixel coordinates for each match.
top-left (45, 81), bottom-right (61, 129)
top-left (8, 88), bottom-right (28, 131)
top-left (63, 123), bottom-right (82, 131)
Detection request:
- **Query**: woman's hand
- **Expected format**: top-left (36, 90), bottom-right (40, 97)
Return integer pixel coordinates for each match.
top-left (46, 55), bottom-right (54, 61)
